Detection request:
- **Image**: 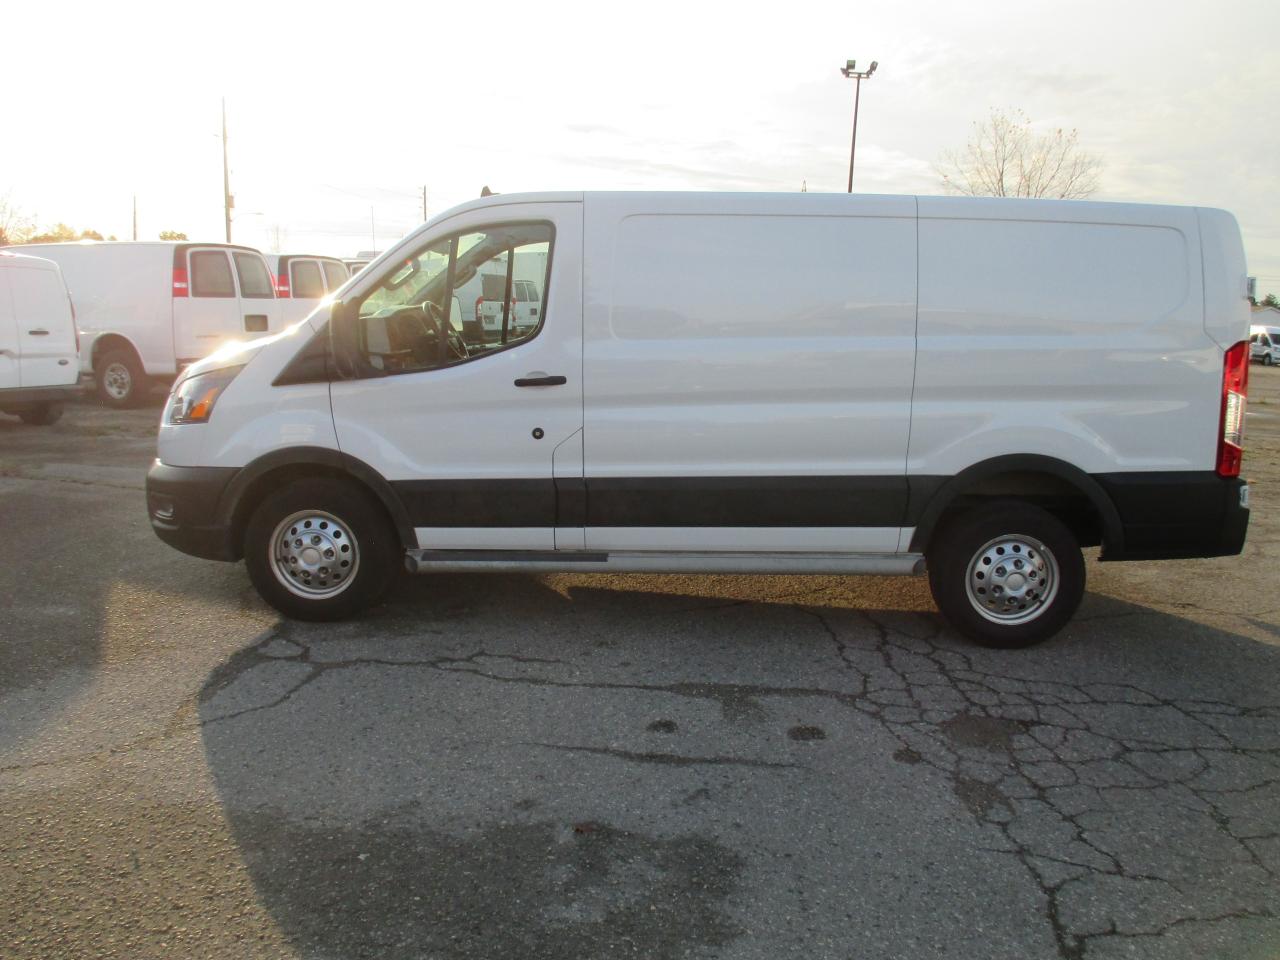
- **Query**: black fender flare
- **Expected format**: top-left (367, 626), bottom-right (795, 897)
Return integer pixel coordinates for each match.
top-left (907, 454), bottom-right (1124, 556)
top-left (214, 446), bottom-right (416, 554)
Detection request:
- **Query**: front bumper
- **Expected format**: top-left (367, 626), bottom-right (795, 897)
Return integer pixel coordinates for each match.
top-left (145, 461), bottom-right (240, 561)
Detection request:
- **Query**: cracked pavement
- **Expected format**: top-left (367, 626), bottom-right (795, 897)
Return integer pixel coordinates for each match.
top-left (3, 382), bottom-right (1280, 959)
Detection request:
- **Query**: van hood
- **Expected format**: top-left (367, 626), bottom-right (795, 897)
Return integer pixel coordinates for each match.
top-left (176, 312), bottom-right (325, 383)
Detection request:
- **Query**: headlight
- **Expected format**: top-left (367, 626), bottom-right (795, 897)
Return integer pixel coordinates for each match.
top-left (166, 365), bottom-right (244, 425)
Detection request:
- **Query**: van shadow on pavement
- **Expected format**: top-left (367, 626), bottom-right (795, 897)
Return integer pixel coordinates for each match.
top-left (195, 575), bottom-right (1280, 960)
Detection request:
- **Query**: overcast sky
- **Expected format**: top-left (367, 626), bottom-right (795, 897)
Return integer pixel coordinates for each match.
top-left (6, 0), bottom-right (1278, 295)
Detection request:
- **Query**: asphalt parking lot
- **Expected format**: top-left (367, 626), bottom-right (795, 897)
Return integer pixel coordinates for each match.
top-left (3, 372), bottom-right (1279, 960)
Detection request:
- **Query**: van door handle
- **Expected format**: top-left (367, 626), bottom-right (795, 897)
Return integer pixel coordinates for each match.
top-left (28, 328), bottom-right (50, 336)
top-left (514, 374), bottom-right (567, 387)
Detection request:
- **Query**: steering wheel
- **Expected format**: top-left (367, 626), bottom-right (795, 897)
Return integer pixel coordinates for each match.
top-left (386, 304), bottom-right (468, 367)
top-left (425, 302), bottom-right (470, 362)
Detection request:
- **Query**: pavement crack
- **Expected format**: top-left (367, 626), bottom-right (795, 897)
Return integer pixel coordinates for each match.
top-left (525, 742), bottom-right (797, 770)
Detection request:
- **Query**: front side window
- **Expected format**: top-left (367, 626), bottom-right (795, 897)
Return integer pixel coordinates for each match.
top-left (190, 251), bottom-right (235, 298)
top-left (233, 252), bottom-right (274, 298)
top-left (291, 260), bottom-right (325, 299)
top-left (353, 222), bottom-right (552, 377)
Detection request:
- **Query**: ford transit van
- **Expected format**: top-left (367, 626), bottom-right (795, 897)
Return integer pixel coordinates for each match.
top-left (0, 252), bottom-right (80, 424)
top-left (145, 192), bottom-right (1252, 647)
top-left (1250, 325), bottom-right (1280, 365)
top-left (7, 241), bottom-right (281, 407)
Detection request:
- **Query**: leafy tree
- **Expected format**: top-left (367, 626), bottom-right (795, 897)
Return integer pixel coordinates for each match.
top-left (159, 230), bottom-right (188, 241)
top-left (937, 108), bottom-right (1102, 200)
top-left (1263, 293), bottom-right (1280, 309)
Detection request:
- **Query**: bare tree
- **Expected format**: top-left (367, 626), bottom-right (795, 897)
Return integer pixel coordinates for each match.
top-left (0, 191), bottom-right (35, 246)
top-left (936, 109), bottom-right (1102, 200)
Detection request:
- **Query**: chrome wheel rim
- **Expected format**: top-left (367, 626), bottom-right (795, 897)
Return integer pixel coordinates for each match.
top-left (965, 534), bottom-right (1059, 625)
top-left (103, 362), bottom-right (132, 400)
top-left (269, 510), bottom-right (359, 599)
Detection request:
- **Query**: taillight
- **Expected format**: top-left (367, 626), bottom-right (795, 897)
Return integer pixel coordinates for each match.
top-left (1217, 340), bottom-right (1249, 477)
top-left (172, 266), bottom-right (189, 298)
top-left (276, 274), bottom-right (291, 298)
top-left (475, 296), bottom-right (484, 322)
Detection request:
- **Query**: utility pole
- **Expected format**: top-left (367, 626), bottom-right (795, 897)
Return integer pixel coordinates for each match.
top-left (221, 98), bottom-right (233, 242)
top-left (132, 195), bottom-right (137, 240)
top-left (422, 185), bottom-right (428, 221)
top-left (839, 59), bottom-right (878, 193)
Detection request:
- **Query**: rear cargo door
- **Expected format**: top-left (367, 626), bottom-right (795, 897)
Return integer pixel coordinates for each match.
top-left (173, 247), bottom-right (243, 364)
top-left (11, 262), bottom-right (77, 388)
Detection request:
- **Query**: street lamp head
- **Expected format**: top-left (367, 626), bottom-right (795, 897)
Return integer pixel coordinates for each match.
top-left (846, 59), bottom-right (856, 71)
top-left (869, 61), bottom-right (878, 74)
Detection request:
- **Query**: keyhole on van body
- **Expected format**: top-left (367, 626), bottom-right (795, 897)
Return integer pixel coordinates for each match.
top-left (532, 427), bottom-right (544, 440)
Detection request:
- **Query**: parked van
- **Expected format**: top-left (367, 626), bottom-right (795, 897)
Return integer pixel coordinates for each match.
top-left (6, 241), bottom-right (281, 407)
top-left (265, 254), bottom-right (350, 326)
top-left (0, 252), bottom-right (80, 424)
top-left (145, 192), bottom-right (1252, 648)
top-left (1250, 325), bottom-right (1280, 365)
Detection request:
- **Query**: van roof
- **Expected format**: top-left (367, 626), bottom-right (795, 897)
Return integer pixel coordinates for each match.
top-left (0, 251), bottom-right (60, 270)
top-left (10, 240), bottom-right (265, 253)
top-left (428, 190), bottom-right (1229, 228)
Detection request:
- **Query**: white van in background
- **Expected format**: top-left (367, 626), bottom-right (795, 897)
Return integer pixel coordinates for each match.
top-left (0, 252), bottom-right (80, 424)
top-left (1250, 325), bottom-right (1280, 365)
top-left (146, 192), bottom-right (1252, 649)
top-left (5, 241), bottom-right (281, 407)
top-left (265, 254), bottom-right (349, 326)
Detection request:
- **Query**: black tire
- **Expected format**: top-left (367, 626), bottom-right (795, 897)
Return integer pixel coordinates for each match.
top-left (18, 402), bottom-right (64, 426)
top-left (926, 501), bottom-right (1085, 649)
top-left (243, 477), bottom-right (403, 621)
top-left (1265, 355), bottom-right (1274, 367)
top-left (96, 348), bottom-right (148, 408)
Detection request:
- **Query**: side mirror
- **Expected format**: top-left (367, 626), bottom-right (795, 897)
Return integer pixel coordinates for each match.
top-left (328, 299), bottom-right (359, 379)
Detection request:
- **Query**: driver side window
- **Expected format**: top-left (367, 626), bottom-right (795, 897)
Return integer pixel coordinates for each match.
top-left (354, 222), bottom-right (553, 377)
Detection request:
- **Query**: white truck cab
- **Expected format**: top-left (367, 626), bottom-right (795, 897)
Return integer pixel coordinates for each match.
top-left (0, 251), bottom-right (80, 424)
top-left (146, 192), bottom-right (1253, 648)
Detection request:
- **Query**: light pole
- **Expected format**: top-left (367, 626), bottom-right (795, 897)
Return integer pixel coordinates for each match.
top-left (840, 59), bottom-right (877, 193)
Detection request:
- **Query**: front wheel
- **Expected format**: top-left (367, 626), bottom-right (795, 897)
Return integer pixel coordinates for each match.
top-left (1265, 354), bottom-right (1275, 367)
top-left (244, 477), bottom-right (403, 621)
top-left (927, 501), bottom-right (1085, 648)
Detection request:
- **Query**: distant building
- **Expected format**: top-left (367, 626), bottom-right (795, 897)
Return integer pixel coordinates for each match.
top-left (1253, 305), bottom-right (1280, 325)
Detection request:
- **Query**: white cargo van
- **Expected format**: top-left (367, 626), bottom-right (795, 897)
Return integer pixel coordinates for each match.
top-left (1250, 325), bottom-right (1280, 365)
top-left (0, 252), bottom-right (80, 424)
top-left (265, 254), bottom-right (350, 326)
top-left (145, 192), bottom-right (1252, 648)
top-left (6, 241), bottom-right (281, 407)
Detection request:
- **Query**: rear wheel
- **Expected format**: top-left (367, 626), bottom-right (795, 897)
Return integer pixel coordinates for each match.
top-left (18, 402), bottom-right (64, 426)
top-left (96, 348), bottom-right (148, 407)
top-left (927, 501), bottom-right (1085, 648)
top-left (244, 477), bottom-right (402, 621)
